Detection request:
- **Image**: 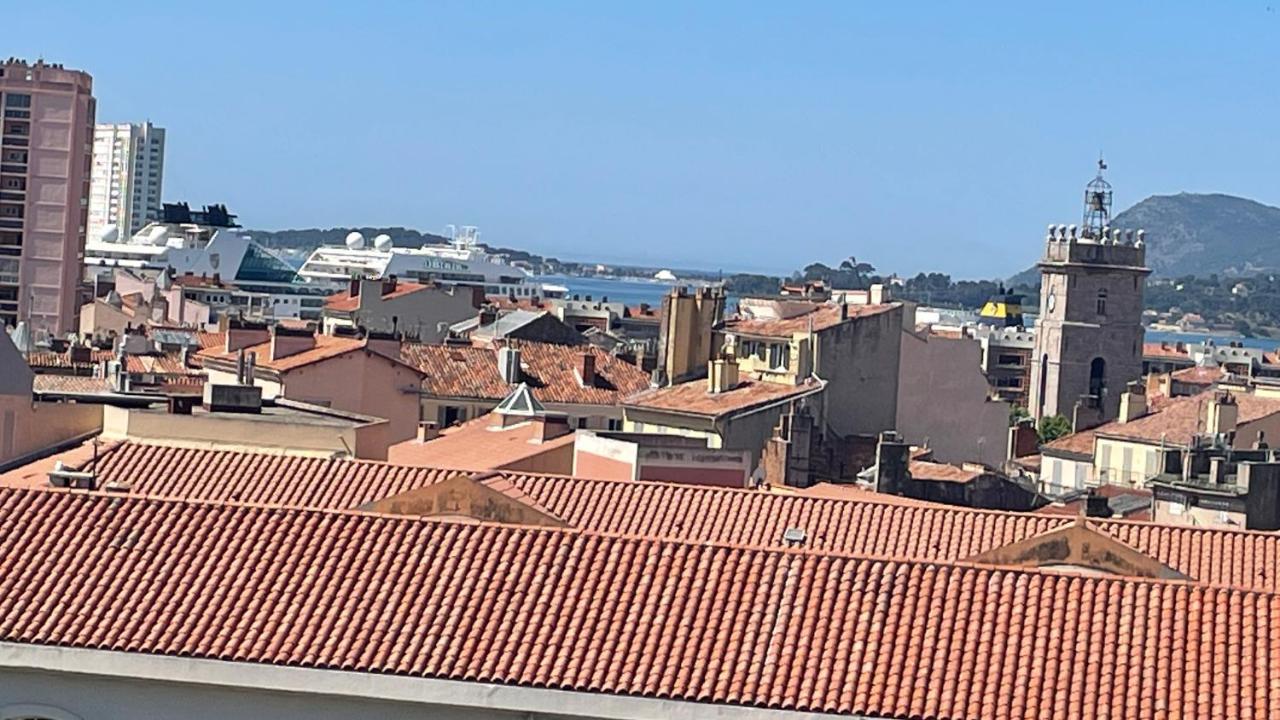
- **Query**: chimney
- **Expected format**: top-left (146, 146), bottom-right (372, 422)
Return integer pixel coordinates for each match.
top-left (479, 305), bottom-right (498, 327)
top-left (348, 276), bottom-right (361, 298)
top-left (839, 301), bottom-right (850, 321)
top-left (417, 421), bottom-right (440, 442)
top-left (68, 345), bottom-right (91, 364)
top-left (869, 283), bottom-right (888, 305)
top-left (707, 357), bottom-right (740, 394)
top-left (224, 319), bottom-right (270, 353)
top-left (578, 351), bottom-right (597, 387)
top-left (498, 345), bottom-right (522, 384)
top-left (874, 430), bottom-right (911, 496)
top-left (167, 395), bottom-right (198, 415)
top-left (1085, 489), bottom-right (1112, 518)
top-left (364, 330), bottom-right (401, 358)
top-left (269, 326), bottom-right (317, 362)
top-left (1205, 391), bottom-right (1239, 439)
top-left (1118, 381), bottom-right (1147, 423)
top-left (532, 414), bottom-right (573, 442)
top-left (382, 275), bottom-right (398, 296)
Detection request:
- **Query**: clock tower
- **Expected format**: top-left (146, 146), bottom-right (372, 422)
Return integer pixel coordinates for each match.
top-left (1028, 160), bottom-right (1150, 424)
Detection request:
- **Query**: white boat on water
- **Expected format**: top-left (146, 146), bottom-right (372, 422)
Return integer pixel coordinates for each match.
top-left (297, 225), bottom-right (565, 300)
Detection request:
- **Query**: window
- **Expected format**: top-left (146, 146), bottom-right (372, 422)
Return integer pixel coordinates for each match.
top-left (1089, 357), bottom-right (1106, 397)
top-left (1096, 289), bottom-right (1107, 316)
top-left (3, 93), bottom-right (32, 108)
top-left (996, 376), bottom-right (1022, 389)
top-left (607, 418), bottom-right (622, 431)
top-left (768, 343), bottom-right (789, 370)
top-left (996, 353), bottom-right (1024, 366)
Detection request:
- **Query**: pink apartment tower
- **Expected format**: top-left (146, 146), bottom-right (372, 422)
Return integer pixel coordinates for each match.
top-left (0, 58), bottom-right (95, 335)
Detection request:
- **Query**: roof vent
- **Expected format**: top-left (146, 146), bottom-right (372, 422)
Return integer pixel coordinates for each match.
top-left (783, 527), bottom-right (807, 546)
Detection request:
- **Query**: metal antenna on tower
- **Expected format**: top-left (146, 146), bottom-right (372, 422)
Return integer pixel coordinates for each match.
top-left (1082, 155), bottom-right (1112, 239)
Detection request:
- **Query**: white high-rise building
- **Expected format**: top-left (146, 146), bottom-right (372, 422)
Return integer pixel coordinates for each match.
top-left (87, 122), bottom-right (165, 242)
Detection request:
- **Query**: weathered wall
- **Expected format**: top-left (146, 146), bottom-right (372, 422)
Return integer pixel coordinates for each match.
top-left (818, 306), bottom-right (903, 437)
top-left (573, 433), bottom-right (639, 480)
top-left (500, 440), bottom-right (576, 475)
top-left (0, 399), bottom-right (102, 469)
top-left (280, 352), bottom-right (422, 442)
top-left (897, 331), bottom-right (1009, 466)
top-left (101, 405), bottom-right (389, 461)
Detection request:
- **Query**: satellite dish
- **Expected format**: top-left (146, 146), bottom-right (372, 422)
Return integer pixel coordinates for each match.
top-left (373, 233), bottom-right (393, 251)
top-left (345, 231), bottom-right (365, 250)
top-left (98, 224), bottom-right (119, 243)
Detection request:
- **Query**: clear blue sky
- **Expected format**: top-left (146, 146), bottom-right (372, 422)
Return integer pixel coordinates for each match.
top-left (10, 2), bottom-right (1280, 277)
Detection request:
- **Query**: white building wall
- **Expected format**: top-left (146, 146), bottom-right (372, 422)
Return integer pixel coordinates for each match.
top-left (87, 122), bottom-right (165, 242)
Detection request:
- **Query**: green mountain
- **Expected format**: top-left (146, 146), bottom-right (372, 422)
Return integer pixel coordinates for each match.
top-left (1009, 193), bottom-right (1280, 286)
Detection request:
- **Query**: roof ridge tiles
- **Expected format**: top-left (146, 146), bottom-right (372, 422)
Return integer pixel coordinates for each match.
top-left (72, 439), bottom-right (1280, 541)
top-left (9, 484), bottom-right (1271, 597)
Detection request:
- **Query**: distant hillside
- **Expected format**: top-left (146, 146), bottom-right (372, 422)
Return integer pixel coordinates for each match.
top-left (1009, 193), bottom-right (1280, 286)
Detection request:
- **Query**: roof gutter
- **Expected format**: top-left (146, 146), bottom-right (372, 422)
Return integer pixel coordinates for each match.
top-left (0, 642), bottom-right (874, 720)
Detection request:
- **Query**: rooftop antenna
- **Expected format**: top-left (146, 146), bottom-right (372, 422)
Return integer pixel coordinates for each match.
top-left (1082, 154), bottom-right (1112, 239)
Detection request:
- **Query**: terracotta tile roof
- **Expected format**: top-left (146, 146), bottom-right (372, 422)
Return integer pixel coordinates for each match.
top-left (31, 374), bottom-right (114, 394)
top-left (909, 460), bottom-right (982, 483)
top-left (75, 442), bottom-right (464, 507)
top-left (625, 377), bottom-right (823, 419)
top-left (400, 341), bottom-right (648, 405)
top-left (1098, 392), bottom-right (1280, 446)
top-left (40, 441), bottom-right (1280, 594)
top-left (387, 416), bottom-right (576, 470)
top-left (1042, 425), bottom-right (1099, 458)
top-left (25, 348), bottom-right (112, 370)
top-left (172, 273), bottom-right (232, 288)
top-left (1170, 365), bottom-right (1224, 385)
top-left (324, 280), bottom-right (435, 313)
top-left (201, 334), bottom-right (380, 373)
top-left (0, 486), bottom-right (1275, 718)
top-left (1143, 342), bottom-right (1191, 361)
top-left (723, 302), bottom-right (898, 338)
top-left (123, 352), bottom-right (191, 375)
top-left (194, 331), bottom-right (226, 350)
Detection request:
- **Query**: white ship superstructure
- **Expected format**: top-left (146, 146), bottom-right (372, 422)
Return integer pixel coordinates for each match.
top-left (83, 204), bottom-right (332, 321)
top-left (298, 225), bottom-right (564, 299)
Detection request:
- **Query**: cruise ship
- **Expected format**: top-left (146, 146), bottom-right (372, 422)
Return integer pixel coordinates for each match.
top-left (83, 203), bottom-right (332, 321)
top-left (297, 225), bottom-right (565, 300)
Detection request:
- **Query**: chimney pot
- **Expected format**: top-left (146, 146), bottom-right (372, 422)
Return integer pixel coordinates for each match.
top-left (579, 351), bottom-right (597, 387)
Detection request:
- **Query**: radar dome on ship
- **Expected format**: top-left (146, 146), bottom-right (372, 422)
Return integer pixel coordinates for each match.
top-left (345, 231), bottom-right (365, 250)
top-left (97, 224), bottom-right (119, 243)
top-left (373, 234), bottom-right (393, 251)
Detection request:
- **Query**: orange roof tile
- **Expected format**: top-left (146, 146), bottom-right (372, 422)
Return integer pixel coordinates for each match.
top-left (35, 441), bottom-right (1280, 594)
top-left (400, 341), bottom-right (648, 405)
top-left (1143, 342), bottom-right (1191, 361)
top-left (0, 486), bottom-right (1274, 718)
top-left (123, 352), bottom-right (192, 375)
top-left (625, 377), bottom-right (823, 418)
top-left (909, 460), bottom-right (982, 483)
top-left (387, 415), bottom-right (576, 470)
top-left (200, 334), bottom-right (405, 374)
top-left (723, 302), bottom-right (898, 338)
top-left (31, 375), bottom-right (114, 394)
top-left (1170, 365), bottom-right (1224, 385)
top-left (324, 280), bottom-right (434, 312)
top-left (25, 348), bottom-right (112, 370)
top-left (1098, 392), bottom-right (1280, 446)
